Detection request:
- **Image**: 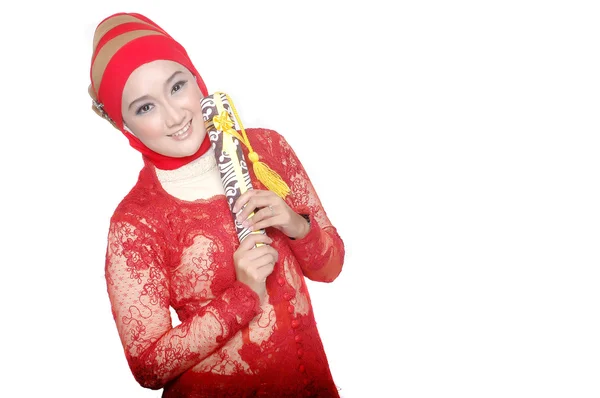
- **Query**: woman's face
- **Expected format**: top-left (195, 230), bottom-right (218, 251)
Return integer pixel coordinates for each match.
top-left (121, 60), bottom-right (206, 158)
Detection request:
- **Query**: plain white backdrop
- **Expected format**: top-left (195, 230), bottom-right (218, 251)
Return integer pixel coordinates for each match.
top-left (1, 1), bottom-right (600, 397)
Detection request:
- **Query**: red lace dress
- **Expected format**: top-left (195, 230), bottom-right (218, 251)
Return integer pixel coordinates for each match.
top-left (105, 128), bottom-right (345, 397)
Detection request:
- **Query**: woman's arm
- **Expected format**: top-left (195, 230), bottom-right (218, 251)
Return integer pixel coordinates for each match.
top-left (105, 218), bottom-right (260, 390)
top-left (276, 133), bottom-right (345, 283)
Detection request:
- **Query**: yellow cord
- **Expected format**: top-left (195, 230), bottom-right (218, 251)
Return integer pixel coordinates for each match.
top-left (214, 92), bottom-right (290, 199)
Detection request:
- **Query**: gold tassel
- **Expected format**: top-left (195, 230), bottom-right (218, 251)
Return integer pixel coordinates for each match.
top-left (217, 92), bottom-right (291, 199)
top-left (247, 151), bottom-right (291, 199)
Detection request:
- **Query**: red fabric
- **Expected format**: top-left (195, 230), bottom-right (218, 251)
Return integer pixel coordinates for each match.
top-left (93, 24), bottom-right (165, 63)
top-left (105, 128), bottom-right (345, 397)
top-left (91, 12), bottom-right (210, 170)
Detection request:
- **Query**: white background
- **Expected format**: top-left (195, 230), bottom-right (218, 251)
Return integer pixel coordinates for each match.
top-left (1, 1), bottom-right (599, 397)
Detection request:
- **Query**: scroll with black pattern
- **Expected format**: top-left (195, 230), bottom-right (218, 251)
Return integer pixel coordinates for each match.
top-left (201, 93), bottom-right (267, 244)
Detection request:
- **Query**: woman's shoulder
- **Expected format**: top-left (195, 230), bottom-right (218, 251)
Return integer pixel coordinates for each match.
top-left (244, 127), bottom-right (291, 154)
top-left (109, 167), bottom-right (167, 225)
top-left (245, 127), bottom-right (284, 142)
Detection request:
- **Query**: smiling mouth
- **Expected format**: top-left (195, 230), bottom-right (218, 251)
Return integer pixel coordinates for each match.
top-left (168, 120), bottom-right (192, 137)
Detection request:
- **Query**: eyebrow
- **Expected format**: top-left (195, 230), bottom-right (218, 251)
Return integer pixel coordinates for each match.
top-left (128, 71), bottom-right (185, 110)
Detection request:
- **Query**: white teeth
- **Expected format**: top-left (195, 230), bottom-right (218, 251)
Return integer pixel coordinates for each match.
top-left (170, 121), bottom-right (191, 137)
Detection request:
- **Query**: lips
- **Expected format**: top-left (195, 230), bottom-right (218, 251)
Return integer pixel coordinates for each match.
top-left (168, 120), bottom-right (192, 139)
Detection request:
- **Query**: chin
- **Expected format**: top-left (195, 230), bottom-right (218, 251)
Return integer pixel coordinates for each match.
top-left (175, 140), bottom-right (204, 158)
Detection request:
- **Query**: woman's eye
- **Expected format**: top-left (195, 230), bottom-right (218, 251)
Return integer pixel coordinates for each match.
top-left (172, 80), bottom-right (187, 94)
top-left (136, 104), bottom-right (153, 115)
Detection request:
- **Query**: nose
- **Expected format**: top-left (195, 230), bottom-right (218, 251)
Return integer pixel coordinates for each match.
top-left (163, 99), bottom-right (185, 128)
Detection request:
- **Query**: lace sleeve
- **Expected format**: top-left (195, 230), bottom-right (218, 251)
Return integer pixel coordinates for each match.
top-left (275, 133), bottom-right (345, 283)
top-left (105, 219), bottom-right (260, 390)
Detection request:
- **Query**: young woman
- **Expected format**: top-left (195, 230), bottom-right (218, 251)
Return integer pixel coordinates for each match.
top-left (89, 12), bottom-right (345, 397)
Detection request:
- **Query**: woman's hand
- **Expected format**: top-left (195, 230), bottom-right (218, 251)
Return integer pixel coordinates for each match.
top-left (232, 190), bottom-right (310, 240)
top-left (233, 233), bottom-right (278, 302)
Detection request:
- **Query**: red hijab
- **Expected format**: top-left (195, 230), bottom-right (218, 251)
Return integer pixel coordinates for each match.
top-left (89, 12), bottom-right (211, 170)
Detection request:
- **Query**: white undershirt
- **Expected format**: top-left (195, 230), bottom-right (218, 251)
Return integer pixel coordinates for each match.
top-left (154, 148), bottom-right (225, 201)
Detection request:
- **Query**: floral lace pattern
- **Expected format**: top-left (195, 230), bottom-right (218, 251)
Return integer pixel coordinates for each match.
top-left (105, 129), bottom-right (344, 396)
